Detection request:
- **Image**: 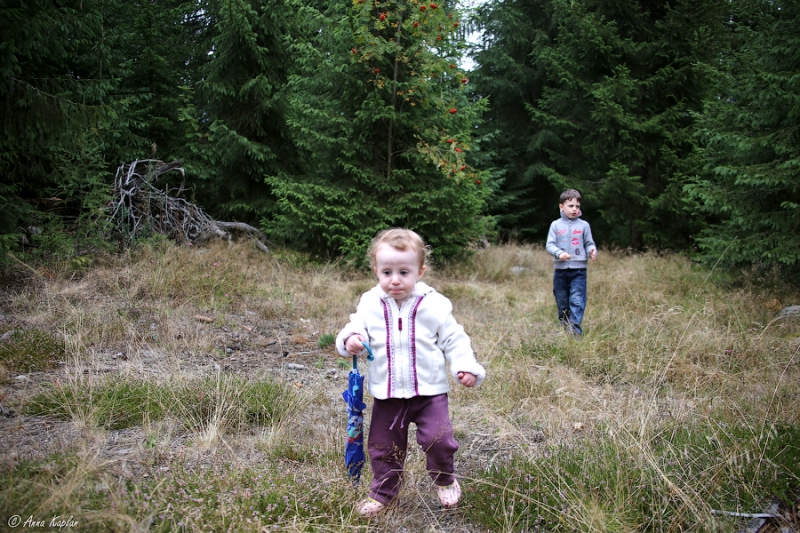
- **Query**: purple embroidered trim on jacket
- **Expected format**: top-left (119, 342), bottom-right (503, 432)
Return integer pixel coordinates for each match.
top-left (410, 295), bottom-right (425, 395)
top-left (381, 298), bottom-right (393, 397)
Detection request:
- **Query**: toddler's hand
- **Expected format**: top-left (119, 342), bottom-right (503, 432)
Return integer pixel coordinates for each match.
top-left (559, 252), bottom-right (571, 261)
top-left (590, 249), bottom-right (597, 261)
top-left (457, 372), bottom-right (477, 387)
top-left (344, 335), bottom-right (366, 355)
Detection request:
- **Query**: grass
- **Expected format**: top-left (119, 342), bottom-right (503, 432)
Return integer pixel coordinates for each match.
top-left (0, 328), bottom-right (64, 380)
top-left (469, 422), bottom-right (800, 532)
top-left (0, 241), bottom-right (798, 532)
top-left (24, 374), bottom-right (295, 433)
top-left (0, 453), bottom-right (355, 532)
top-left (25, 378), bottom-right (169, 430)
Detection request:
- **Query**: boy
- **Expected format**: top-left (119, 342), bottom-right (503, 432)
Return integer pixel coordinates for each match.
top-left (545, 189), bottom-right (597, 335)
top-left (337, 228), bottom-right (486, 517)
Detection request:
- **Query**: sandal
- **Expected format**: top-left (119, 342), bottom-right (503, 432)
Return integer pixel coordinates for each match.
top-left (437, 479), bottom-right (461, 508)
top-left (356, 497), bottom-right (385, 517)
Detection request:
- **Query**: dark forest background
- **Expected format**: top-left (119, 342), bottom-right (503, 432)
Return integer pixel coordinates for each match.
top-left (2, 0), bottom-right (798, 278)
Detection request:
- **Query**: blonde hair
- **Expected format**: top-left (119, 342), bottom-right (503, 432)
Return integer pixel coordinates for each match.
top-left (368, 228), bottom-right (430, 270)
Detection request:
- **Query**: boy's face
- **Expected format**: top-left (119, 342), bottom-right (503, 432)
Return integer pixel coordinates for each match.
top-left (374, 243), bottom-right (425, 304)
top-left (560, 198), bottom-right (581, 220)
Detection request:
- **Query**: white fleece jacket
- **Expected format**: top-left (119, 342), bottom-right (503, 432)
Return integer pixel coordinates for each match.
top-left (336, 281), bottom-right (486, 400)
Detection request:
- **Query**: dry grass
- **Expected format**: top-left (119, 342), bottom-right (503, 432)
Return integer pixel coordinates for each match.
top-left (1, 240), bottom-right (798, 532)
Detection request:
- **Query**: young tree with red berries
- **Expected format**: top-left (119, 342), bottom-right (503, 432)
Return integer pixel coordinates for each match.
top-left (267, 0), bottom-right (490, 263)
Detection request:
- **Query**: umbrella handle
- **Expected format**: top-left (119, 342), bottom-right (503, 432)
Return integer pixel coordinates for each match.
top-left (363, 342), bottom-right (374, 361)
top-left (353, 341), bottom-right (375, 370)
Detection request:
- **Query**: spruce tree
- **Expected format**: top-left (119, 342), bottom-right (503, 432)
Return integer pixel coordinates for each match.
top-left (470, 0), bottom-right (555, 240)
top-left (687, 0), bottom-right (800, 274)
top-left (105, 0), bottom-right (210, 164)
top-left (185, 0), bottom-right (299, 224)
top-left (473, 0), bottom-right (725, 249)
top-left (269, 0), bottom-right (489, 263)
top-left (0, 0), bottom-right (117, 260)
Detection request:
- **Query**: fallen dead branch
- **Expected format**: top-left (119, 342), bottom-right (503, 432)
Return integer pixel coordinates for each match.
top-left (109, 159), bottom-right (271, 252)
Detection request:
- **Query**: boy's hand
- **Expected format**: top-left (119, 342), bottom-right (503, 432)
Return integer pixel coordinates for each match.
top-left (345, 335), bottom-right (365, 355)
top-left (590, 249), bottom-right (597, 261)
top-left (457, 372), bottom-right (477, 387)
top-left (558, 252), bottom-right (571, 261)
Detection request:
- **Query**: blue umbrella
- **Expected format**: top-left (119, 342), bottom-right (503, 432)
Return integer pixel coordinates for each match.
top-left (342, 341), bottom-right (374, 484)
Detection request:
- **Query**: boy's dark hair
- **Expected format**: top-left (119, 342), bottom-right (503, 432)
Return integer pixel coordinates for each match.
top-left (559, 189), bottom-right (582, 204)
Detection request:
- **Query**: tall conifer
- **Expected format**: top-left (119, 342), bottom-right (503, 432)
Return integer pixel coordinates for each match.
top-left (473, 0), bottom-right (725, 249)
top-left (269, 0), bottom-right (489, 262)
top-left (0, 0), bottom-right (116, 258)
top-left (186, 0), bottom-right (299, 224)
top-left (687, 0), bottom-right (800, 274)
top-left (107, 0), bottom-right (210, 163)
top-left (470, 0), bottom-right (554, 240)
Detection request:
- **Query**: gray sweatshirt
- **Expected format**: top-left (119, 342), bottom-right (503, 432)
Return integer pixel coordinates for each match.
top-left (545, 211), bottom-right (597, 269)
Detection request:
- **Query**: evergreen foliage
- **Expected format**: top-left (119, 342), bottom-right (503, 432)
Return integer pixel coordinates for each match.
top-left (687, 0), bottom-right (800, 274)
top-left (0, 0), bottom-right (116, 260)
top-left (186, 0), bottom-right (300, 224)
top-left (107, 0), bottom-right (210, 164)
top-left (472, 0), bottom-right (725, 249)
top-left (1, 0), bottom-right (798, 284)
top-left (0, 0), bottom-right (208, 261)
top-left (469, 0), bottom-right (555, 240)
top-left (267, 0), bottom-right (490, 263)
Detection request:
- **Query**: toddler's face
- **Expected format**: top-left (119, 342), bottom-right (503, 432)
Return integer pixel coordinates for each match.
top-left (373, 243), bottom-right (425, 304)
top-left (560, 198), bottom-right (581, 219)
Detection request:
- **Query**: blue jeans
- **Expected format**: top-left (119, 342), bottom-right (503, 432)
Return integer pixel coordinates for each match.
top-left (553, 268), bottom-right (587, 335)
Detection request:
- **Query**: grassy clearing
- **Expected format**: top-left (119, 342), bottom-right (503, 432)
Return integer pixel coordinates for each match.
top-left (0, 241), bottom-right (798, 532)
top-left (449, 247), bottom-right (800, 532)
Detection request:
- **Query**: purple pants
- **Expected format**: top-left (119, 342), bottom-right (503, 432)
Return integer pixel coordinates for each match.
top-left (368, 394), bottom-right (459, 504)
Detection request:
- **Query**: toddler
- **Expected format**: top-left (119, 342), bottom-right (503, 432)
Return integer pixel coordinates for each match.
top-left (336, 228), bottom-right (486, 517)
